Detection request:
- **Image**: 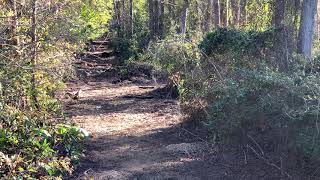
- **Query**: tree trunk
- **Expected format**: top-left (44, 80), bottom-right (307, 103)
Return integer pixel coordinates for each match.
top-left (31, 0), bottom-right (39, 110)
top-left (273, 0), bottom-right (286, 28)
top-left (120, 0), bottom-right (126, 35)
top-left (213, 0), bottom-right (221, 27)
top-left (154, 0), bottom-right (159, 37)
top-left (181, 0), bottom-right (189, 38)
top-left (114, 0), bottom-right (120, 26)
top-left (293, 0), bottom-right (301, 41)
top-left (114, 0), bottom-right (123, 37)
top-left (159, 0), bottom-right (165, 38)
top-left (236, 0), bottom-right (241, 27)
top-left (230, 0), bottom-right (238, 26)
top-left (129, 0), bottom-right (133, 37)
top-left (298, 0), bottom-right (318, 59)
top-left (239, 0), bottom-right (247, 27)
top-left (205, 0), bottom-right (213, 32)
top-left (148, 0), bottom-right (155, 38)
top-left (11, 0), bottom-right (20, 48)
top-left (221, 1), bottom-right (227, 26)
top-left (317, 1), bottom-right (320, 39)
top-left (168, 0), bottom-right (176, 28)
top-left (196, 0), bottom-right (202, 31)
top-left (226, 0), bottom-right (230, 26)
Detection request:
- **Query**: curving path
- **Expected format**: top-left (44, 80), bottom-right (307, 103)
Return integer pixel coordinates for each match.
top-left (63, 39), bottom-right (289, 180)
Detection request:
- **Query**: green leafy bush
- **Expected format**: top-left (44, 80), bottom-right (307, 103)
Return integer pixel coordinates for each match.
top-left (74, 0), bottom-right (113, 40)
top-left (199, 28), bottom-right (274, 56)
top-left (141, 28), bottom-right (320, 173)
top-left (0, 0), bottom-right (105, 178)
top-left (138, 36), bottom-right (205, 101)
top-left (0, 108), bottom-right (88, 179)
top-left (142, 37), bottom-right (200, 74)
top-left (198, 29), bottom-right (320, 170)
top-left (111, 11), bottom-right (150, 62)
top-left (199, 27), bottom-right (287, 70)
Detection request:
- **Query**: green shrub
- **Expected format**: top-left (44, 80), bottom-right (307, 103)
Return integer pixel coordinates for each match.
top-left (0, 1), bottom-right (104, 178)
top-left (198, 29), bottom-right (320, 171)
top-left (111, 9), bottom-right (150, 62)
top-left (199, 28), bottom-right (275, 56)
top-left (0, 108), bottom-right (88, 179)
top-left (198, 27), bottom-right (287, 70)
top-left (144, 38), bottom-right (199, 73)
top-left (141, 28), bottom-right (320, 172)
top-left (197, 29), bottom-right (320, 164)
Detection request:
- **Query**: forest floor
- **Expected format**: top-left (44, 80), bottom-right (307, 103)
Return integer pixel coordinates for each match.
top-left (63, 40), bottom-right (289, 180)
top-left (64, 80), bottom-right (226, 180)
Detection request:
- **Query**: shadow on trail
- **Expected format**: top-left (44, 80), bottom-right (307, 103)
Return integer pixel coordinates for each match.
top-left (72, 120), bottom-right (283, 180)
top-left (72, 121), bottom-right (228, 180)
top-left (64, 85), bottom-right (177, 117)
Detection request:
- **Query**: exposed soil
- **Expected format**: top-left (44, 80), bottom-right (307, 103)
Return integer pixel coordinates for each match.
top-left (63, 40), bottom-right (295, 180)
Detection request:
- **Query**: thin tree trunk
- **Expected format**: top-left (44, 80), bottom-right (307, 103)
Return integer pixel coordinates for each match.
top-left (172, 0), bottom-right (176, 24)
top-left (167, 0), bottom-right (176, 30)
top-left (120, 0), bottom-right (126, 35)
top-left (293, 0), bottom-right (301, 41)
top-left (205, 0), bottom-right (214, 32)
top-left (196, 0), bottom-right (202, 31)
top-left (298, 0), bottom-right (318, 59)
top-left (230, 0), bottom-right (238, 26)
top-left (317, 2), bottom-right (320, 39)
top-left (273, 2), bottom-right (290, 71)
top-left (31, 0), bottom-right (39, 110)
top-left (213, 0), bottom-right (221, 27)
top-left (221, 1), bottom-right (227, 26)
top-left (154, 0), bottom-right (159, 37)
top-left (114, 0), bottom-right (121, 25)
top-left (148, 0), bottom-right (155, 38)
top-left (273, 0), bottom-right (286, 28)
top-left (242, 0), bottom-right (247, 26)
top-left (181, 0), bottom-right (189, 38)
top-left (236, 0), bottom-right (241, 27)
top-left (10, 0), bottom-right (20, 56)
top-left (226, 0), bottom-right (230, 26)
top-left (114, 0), bottom-right (122, 37)
top-left (5, 0), bottom-right (21, 107)
top-left (159, 0), bottom-right (165, 38)
top-left (129, 0), bottom-right (133, 37)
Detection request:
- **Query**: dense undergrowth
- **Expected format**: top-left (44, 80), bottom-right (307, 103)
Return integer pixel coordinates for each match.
top-left (133, 28), bottom-right (320, 176)
top-left (0, 0), bottom-right (113, 178)
top-left (0, 64), bottom-right (89, 179)
top-left (0, 113), bottom-right (87, 179)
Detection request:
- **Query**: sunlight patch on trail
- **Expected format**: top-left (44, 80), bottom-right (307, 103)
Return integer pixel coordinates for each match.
top-left (74, 111), bottom-right (180, 136)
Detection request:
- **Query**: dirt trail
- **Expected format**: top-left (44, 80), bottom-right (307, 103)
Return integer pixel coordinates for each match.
top-left (63, 40), bottom-right (286, 180)
top-left (62, 38), bottom-right (227, 180)
top-left (65, 80), bottom-right (223, 180)
top-left (67, 82), bottom-right (205, 179)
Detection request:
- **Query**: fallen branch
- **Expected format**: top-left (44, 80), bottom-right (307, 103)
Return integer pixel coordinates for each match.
top-left (247, 145), bottom-right (292, 179)
top-left (247, 134), bottom-right (264, 156)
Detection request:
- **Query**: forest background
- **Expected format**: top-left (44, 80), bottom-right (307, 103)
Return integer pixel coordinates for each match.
top-left (1, 0), bottom-right (320, 178)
